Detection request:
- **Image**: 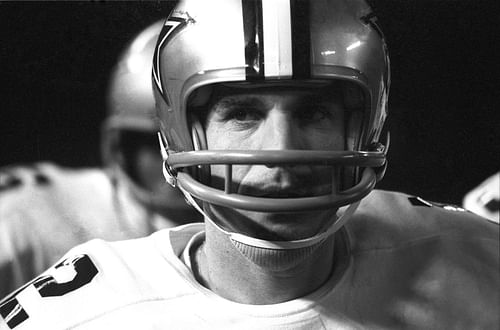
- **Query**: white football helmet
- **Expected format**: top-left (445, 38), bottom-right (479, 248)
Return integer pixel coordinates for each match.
top-left (153, 0), bottom-right (390, 248)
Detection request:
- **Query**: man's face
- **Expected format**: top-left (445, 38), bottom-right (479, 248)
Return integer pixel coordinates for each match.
top-left (204, 84), bottom-right (346, 241)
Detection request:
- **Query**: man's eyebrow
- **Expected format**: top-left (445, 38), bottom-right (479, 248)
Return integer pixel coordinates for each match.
top-left (292, 93), bottom-right (330, 108)
top-left (213, 95), bottom-right (265, 112)
top-left (297, 94), bottom-right (319, 105)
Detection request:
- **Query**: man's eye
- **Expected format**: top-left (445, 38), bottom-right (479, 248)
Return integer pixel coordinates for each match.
top-left (228, 108), bottom-right (262, 122)
top-left (298, 106), bottom-right (331, 122)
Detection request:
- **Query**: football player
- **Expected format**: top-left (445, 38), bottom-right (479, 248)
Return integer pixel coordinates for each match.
top-left (1, 0), bottom-right (498, 329)
top-left (0, 21), bottom-right (200, 298)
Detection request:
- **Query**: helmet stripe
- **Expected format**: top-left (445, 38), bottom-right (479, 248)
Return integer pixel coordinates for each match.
top-left (242, 0), bottom-right (309, 80)
top-left (262, 0), bottom-right (293, 78)
top-left (290, 0), bottom-right (311, 79)
top-left (242, 0), bottom-right (264, 80)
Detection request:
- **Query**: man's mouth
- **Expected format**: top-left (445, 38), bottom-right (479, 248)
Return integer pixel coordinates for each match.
top-left (260, 190), bottom-right (306, 198)
top-left (240, 184), bottom-right (332, 198)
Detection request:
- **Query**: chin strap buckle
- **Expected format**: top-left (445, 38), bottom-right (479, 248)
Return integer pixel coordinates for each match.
top-left (367, 131), bottom-right (390, 182)
top-left (158, 132), bottom-right (177, 187)
top-left (162, 161), bottom-right (177, 187)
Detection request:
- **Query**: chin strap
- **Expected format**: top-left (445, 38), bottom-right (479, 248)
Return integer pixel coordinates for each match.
top-left (176, 181), bottom-right (359, 250)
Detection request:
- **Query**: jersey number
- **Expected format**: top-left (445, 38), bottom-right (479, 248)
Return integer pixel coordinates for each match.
top-left (0, 254), bottom-right (98, 329)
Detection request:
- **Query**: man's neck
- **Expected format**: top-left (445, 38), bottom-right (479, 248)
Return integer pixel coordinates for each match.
top-left (193, 220), bottom-right (336, 305)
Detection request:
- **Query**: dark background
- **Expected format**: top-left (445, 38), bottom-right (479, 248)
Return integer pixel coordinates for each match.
top-left (0, 1), bottom-right (498, 205)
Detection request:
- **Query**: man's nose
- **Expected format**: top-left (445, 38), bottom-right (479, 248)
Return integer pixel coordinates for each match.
top-left (260, 111), bottom-right (303, 150)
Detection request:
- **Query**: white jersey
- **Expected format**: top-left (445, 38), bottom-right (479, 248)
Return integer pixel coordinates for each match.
top-left (0, 163), bottom-right (182, 297)
top-left (0, 190), bottom-right (498, 329)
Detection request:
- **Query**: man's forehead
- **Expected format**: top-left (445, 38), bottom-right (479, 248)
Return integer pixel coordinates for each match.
top-left (188, 80), bottom-right (365, 109)
top-left (211, 82), bottom-right (342, 101)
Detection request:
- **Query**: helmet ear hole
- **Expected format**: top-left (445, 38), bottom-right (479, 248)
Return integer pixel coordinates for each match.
top-left (342, 80), bottom-right (365, 152)
top-left (343, 108), bottom-right (364, 190)
top-left (190, 116), bottom-right (207, 151)
top-left (345, 110), bottom-right (363, 152)
top-left (190, 115), bottom-right (211, 184)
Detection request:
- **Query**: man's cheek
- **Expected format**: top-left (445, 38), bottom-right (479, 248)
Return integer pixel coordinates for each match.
top-left (209, 165), bottom-right (252, 190)
top-left (208, 165), bottom-right (224, 188)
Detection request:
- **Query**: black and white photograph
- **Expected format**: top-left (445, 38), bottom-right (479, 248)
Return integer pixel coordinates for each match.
top-left (0, 0), bottom-right (498, 328)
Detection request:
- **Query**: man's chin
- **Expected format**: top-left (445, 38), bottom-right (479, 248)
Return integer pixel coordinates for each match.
top-left (208, 205), bottom-right (337, 241)
top-left (253, 211), bottom-right (337, 241)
